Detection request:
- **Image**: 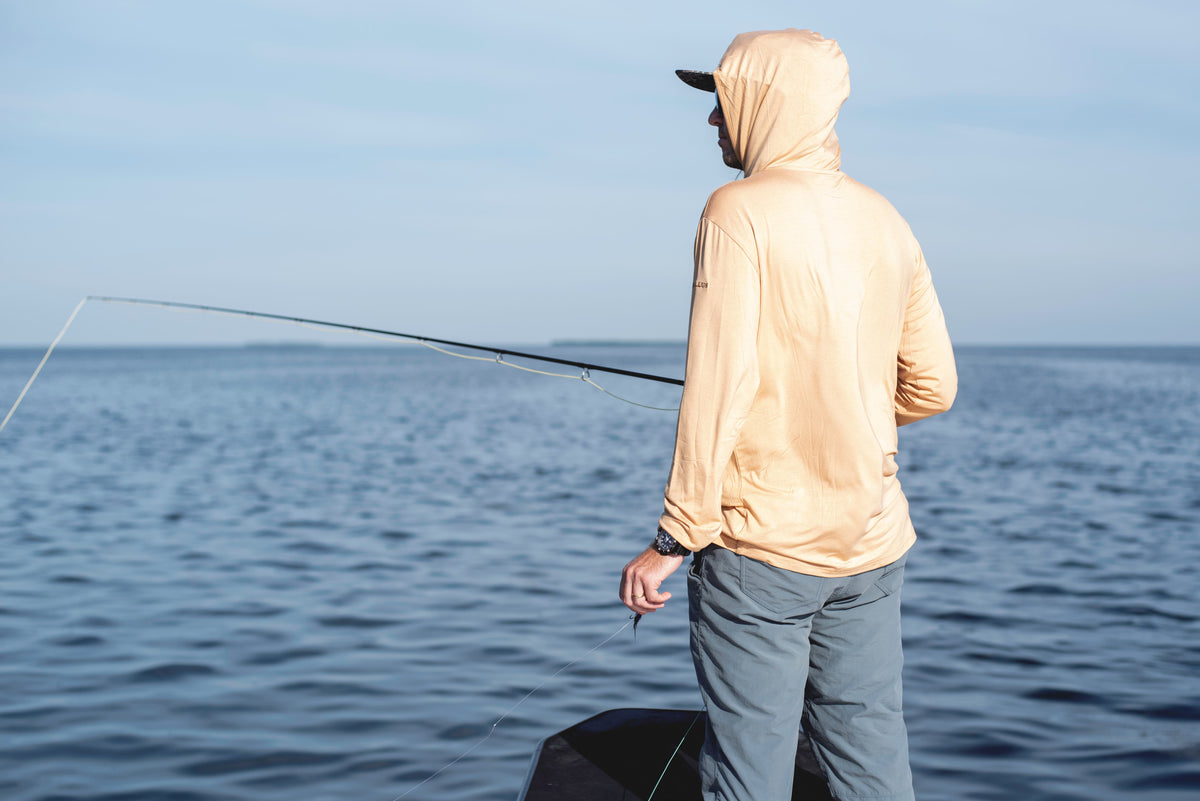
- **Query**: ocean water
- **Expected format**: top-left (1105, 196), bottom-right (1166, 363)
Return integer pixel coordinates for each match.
top-left (0, 344), bottom-right (1197, 801)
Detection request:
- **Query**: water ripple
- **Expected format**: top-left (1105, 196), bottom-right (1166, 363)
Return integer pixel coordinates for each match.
top-left (1, 345), bottom-right (1197, 801)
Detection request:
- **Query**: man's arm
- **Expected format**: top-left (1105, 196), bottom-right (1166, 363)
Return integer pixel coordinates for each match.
top-left (621, 216), bottom-right (760, 615)
top-left (895, 248), bottom-right (956, 426)
top-left (659, 216), bottom-right (761, 550)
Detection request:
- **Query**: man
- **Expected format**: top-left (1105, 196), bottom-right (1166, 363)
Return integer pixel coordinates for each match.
top-left (619, 29), bottom-right (956, 801)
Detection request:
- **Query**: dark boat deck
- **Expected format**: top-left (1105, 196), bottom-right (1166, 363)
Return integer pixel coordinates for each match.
top-left (519, 708), bottom-right (834, 801)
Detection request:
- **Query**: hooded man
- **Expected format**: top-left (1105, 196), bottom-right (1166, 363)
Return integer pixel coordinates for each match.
top-left (619, 29), bottom-right (956, 801)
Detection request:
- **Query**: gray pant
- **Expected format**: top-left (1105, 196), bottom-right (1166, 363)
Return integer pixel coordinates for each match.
top-left (688, 546), bottom-right (913, 801)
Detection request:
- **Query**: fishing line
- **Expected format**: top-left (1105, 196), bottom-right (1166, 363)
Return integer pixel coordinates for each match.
top-left (0, 297), bottom-right (682, 433)
top-left (389, 616), bottom-right (635, 801)
top-left (646, 710), bottom-right (704, 801)
top-left (0, 298), bottom-right (87, 435)
top-left (407, 341), bottom-right (680, 412)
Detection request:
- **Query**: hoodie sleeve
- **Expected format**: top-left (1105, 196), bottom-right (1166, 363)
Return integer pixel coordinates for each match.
top-left (895, 248), bottom-right (957, 426)
top-left (658, 217), bottom-right (761, 550)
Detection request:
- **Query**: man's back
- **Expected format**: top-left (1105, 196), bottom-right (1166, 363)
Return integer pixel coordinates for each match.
top-left (658, 31), bottom-right (956, 577)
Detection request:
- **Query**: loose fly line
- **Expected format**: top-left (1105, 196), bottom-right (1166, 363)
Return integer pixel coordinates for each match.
top-left (0, 297), bottom-right (88, 434)
top-left (0, 295), bottom-right (684, 435)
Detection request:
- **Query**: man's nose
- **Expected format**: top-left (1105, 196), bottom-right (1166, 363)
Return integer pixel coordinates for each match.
top-left (708, 105), bottom-right (723, 127)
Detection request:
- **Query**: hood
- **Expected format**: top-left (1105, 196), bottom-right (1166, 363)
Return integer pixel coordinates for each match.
top-left (712, 29), bottom-right (850, 176)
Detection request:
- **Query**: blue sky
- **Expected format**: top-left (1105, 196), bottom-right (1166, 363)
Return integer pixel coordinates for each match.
top-left (2, 0), bottom-right (1197, 346)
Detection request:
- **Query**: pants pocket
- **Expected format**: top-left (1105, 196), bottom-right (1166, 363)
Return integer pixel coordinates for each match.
top-left (870, 552), bottom-right (908, 597)
top-left (736, 551), bottom-right (824, 617)
top-left (838, 553), bottom-right (908, 609)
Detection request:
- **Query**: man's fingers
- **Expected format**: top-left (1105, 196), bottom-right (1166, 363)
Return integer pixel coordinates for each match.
top-left (629, 578), bottom-right (662, 604)
top-left (618, 565), bottom-right (638, 604)
top-left (631, 595), bottom-right (666, 615)
top-left (642, 584), bottom-right (671, 604)
top-left (632, 580), bottom-right (668, 612)
top-left (624, 577), bottom-right (665, 613)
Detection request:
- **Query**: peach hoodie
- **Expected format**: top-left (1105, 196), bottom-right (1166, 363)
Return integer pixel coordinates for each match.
top-left (658, 29), bottom-right (957, 577)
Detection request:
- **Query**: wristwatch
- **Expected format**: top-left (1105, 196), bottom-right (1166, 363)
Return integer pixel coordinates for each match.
top-left (653, 527), bottom-right (691, 557)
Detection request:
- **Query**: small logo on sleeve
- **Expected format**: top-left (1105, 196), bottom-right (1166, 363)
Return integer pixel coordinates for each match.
top-left (694, 281), bottom-right (708, 288)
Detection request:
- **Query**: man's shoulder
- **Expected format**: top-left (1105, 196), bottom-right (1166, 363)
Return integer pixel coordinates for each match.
top-left (840, 173), bottom-right (907, 219)
top-left (835, 172), bottom-right (924, 239)
top-left (699, 179), bottom-right (757, 237)
top-left (703, 177), bottom-right (755, 216)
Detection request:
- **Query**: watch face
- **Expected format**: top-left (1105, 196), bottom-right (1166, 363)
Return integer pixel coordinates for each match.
top-left (654, 530), bottom-right (688, 556)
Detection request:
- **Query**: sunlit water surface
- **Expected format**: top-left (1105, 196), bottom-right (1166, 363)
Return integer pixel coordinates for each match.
top-left (1, 344), bottom-right (1197, 801)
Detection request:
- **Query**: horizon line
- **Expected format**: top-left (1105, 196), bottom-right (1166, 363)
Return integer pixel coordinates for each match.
top-left (1, 340), bottom-right (1198, 350)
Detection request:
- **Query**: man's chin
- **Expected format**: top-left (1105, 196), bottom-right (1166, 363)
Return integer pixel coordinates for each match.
top-left (722, 152), bottom-right (744, 170)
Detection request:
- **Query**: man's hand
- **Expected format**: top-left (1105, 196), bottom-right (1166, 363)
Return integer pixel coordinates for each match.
top-left (620, 547), bottom-right (685, 615)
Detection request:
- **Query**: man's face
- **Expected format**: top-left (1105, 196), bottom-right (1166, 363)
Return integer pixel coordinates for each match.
top-left (708, 101), bottom-right (742, 170)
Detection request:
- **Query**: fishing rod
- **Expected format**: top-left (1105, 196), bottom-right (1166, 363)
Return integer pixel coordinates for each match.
top-left (1, 296), bottom-right (685, 434)
top-left (90, 296), bottom-right (685, 386)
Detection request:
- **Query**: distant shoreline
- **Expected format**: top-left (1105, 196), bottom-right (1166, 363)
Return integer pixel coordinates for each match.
top-left (550, 340), bottom-right (686, 348)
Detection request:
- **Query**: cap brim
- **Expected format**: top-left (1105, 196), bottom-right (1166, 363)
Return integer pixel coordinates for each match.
top-left (675, 69), bottom-right (715, 92)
